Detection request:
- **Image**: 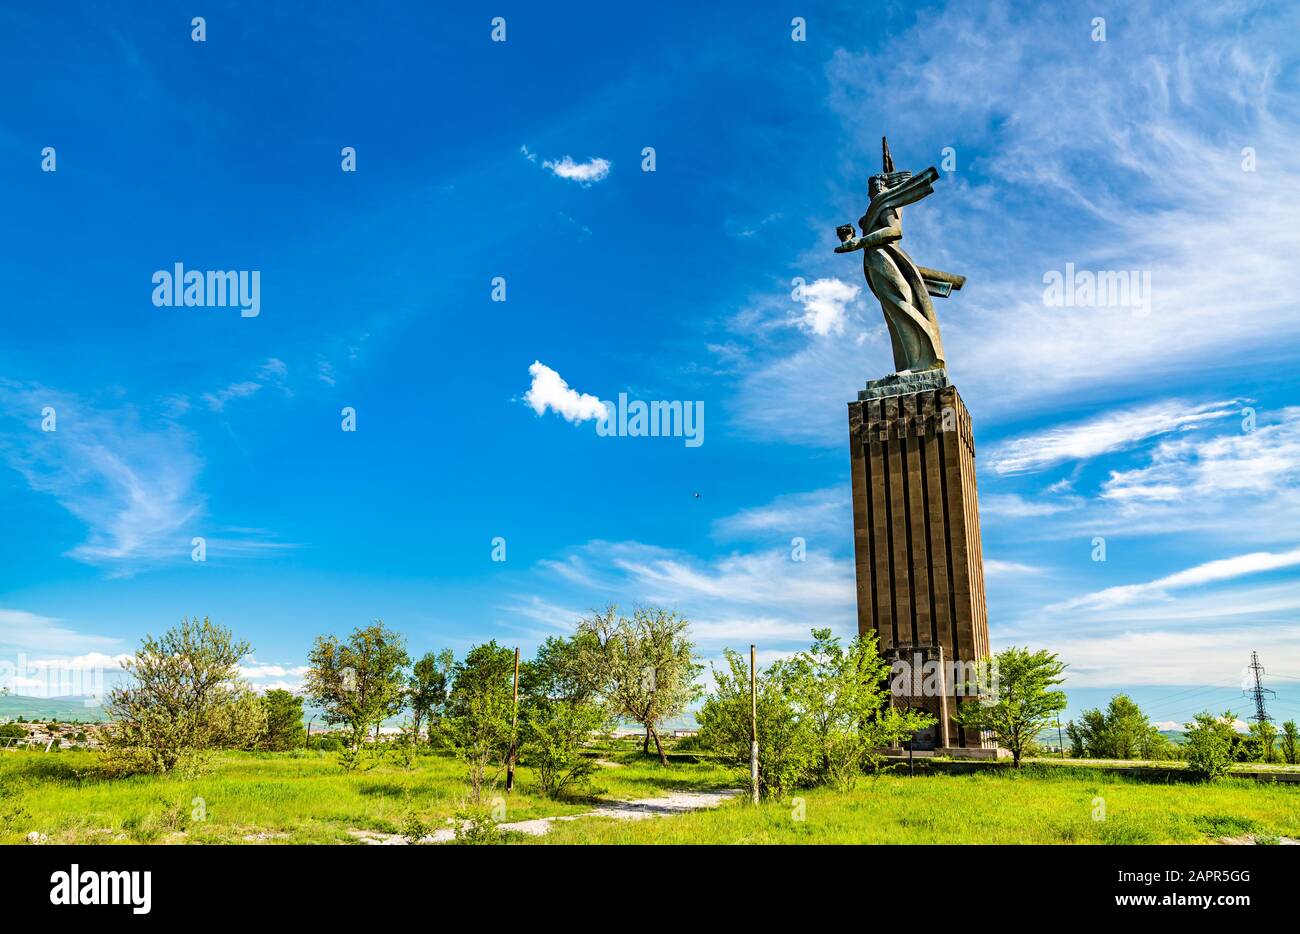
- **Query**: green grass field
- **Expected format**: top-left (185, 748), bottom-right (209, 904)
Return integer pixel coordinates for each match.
top-left (529, 765), bottom-right (1300, 844)
top-left (0, 747), bottom-right (735, 844)
top-left (2, 747), bottom-right (1296, 844)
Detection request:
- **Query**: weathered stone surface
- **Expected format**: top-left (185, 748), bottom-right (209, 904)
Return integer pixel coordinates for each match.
top-left (859, 367), bottom-right (952, 400)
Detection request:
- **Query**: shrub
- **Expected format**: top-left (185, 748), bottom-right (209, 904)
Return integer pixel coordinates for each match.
top-left (520, 698), bottom-right (605, 798)
top-left (1184, 711), bottom-right (1238, 782)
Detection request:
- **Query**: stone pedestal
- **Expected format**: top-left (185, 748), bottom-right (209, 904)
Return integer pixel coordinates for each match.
top-left (847, 371), bottom-right (992, 749)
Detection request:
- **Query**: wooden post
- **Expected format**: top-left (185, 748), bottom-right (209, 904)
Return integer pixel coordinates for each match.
top-left (937, 646), bottom-right (951, 750)
top-left (506, 646), bottom-right (520, 792)
top-left (750, 644), bottom-right (759, 805)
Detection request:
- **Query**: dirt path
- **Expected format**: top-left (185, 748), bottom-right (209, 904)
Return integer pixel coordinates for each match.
top-left (348, 788), bottom-right (742, 844)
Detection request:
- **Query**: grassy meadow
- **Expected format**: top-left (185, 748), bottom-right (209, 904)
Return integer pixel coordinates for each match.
top-left (4, 744), bottom-right (1298, 844)
top-left (0, 746), bottom-right (736, 845)
top-left (530, 764), bottom-right (1300, 845)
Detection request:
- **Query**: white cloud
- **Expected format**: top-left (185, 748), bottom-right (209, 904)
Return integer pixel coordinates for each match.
top-left (792, 278), bottom-right (859, 337)
top-left (525, 539), bottom-right (856, 654)
top-left (0, 609), bottom-right (122, 655)
top-left (523, 361), bottom-right (606, 423)
top-left (542, 155), bottom-right (611, 184)
top-left (523, 146), bottom-right (611, 185)
top-left (239, 662), bottom-right (309, 680)
top-left (1044, 624), bottom-right (1300, 690)
top-left (202, 380), bottom-right (262, 411)
top-left (1012, 409), bottom-right (1300, 543)
top-left (202, 357), bottom-right (289, 411)
top-left (712, 487), bottom-right (847, 540)
top-left (1057, 547), bottom-right (1300, 613)
top-left (1102, 408), bottom-right (1300, 504)
top-left (0, 382), bottom-right (205, 566)
top-left (981, 493), bottom-right (1081, 519)
top-left (984, 559), bottom-right (1042, 577)
top-left (986, 400), bottom-right (1239, 475)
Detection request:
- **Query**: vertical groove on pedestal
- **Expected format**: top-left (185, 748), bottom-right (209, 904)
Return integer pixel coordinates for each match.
top-left (900, 435), bottom-right (918, 647)
top-left (881, 434), bottom-right (899, 649)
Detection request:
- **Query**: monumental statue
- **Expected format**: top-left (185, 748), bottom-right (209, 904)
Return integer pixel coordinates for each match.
top-left (835, 137), bottom-right (965, 378)
top-left (838, 138), bottom-right (995, 755)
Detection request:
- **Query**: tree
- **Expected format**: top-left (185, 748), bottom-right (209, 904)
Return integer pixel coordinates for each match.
top-left (445, 642), bottom-right (516, 801)
top-left (577, 605), bottom-right (702, 765)
top-left (1281, 720), bottom-right (1299, 765)
top-left (781, 628), bottom-right (932, 788)
top-left (304, 621), bottom-right (410, 769)
top-left (1184, 710), bottom-right (1238, 781)
top-left (956, 647), bottom-right (1067, 768)
top-left (103, 617), bottom-right (256, 774)
top-left (1247, 720), bottom-right (1278, 763)
top-left (260, 690), bottom-right (306, 751)
top-left (210, 691), bottom-right (268, 750)
top-left (699, 630), bottom-right (931, 796)
top-left (697, 648), bottom-right (814, 798)
top-left (1066, 694), bottom-right (1170, 760)
top-left (408, 649), bottom-right (453, 744)
top-left (518, 635), bottom-right (611, 798)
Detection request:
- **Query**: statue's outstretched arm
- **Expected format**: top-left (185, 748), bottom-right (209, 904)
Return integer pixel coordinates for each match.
top-left (834, 223), bottom-right (901, 254)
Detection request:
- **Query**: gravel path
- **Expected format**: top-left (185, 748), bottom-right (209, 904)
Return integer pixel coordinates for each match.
top-left (348, 788), bottom-right (742, 844)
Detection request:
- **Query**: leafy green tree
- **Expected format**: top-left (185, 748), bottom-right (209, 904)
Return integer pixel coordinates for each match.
top-left (1184, 710), bottom-right (1238, 781)
top-left (260, 689), bottom-right (306, 750)
top-left (304, 621), bottom-right (410, 769)
top-left (697, 648), bottom-right (815, 798)
top-left (1067, 694), bottom-right (1170, 760)
top-left (956, 647), bottom-right (1067, 768)
top-left (210, 690), bottom-right (268, 750)
top-left (445, 642), bottom-right (516, 802)
top-left (577, 605), bottom-right (702, 765)
top-left (517, 635), bottom-right (611, 798)
top-left (408, 649), bottom-right (454, 744)
top-left (781, 629), bottom-right (932, 788)
top-left (1281, 720), bottom-right (1298, 765)
top-left (104, 617), bottom-right (257, 774)
top-left (1247, 720), bottom-right (1278, 763)
top-left (521, 699), bottom-right (607, 798)
top-left (699, 630), bottom-right (931, 796)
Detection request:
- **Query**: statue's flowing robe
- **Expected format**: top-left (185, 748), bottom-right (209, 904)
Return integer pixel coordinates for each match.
top-left (858, 169), bottom-right (946, 372)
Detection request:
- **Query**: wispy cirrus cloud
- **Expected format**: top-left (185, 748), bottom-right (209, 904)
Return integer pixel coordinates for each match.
top-left (521, 539), bottom-right (855, 654)
top-left (986, 399), bottom-right (1241, 475)
top-left (0, 381), bottom-right (205, 567)
top-left (0, 380), bottom-right (298, 571)
top-left (0, 608), bottom-right (123, 655)
top-left (712, 486), bottom-right (848, 541)
top-left (1052, 547), bottom-right (1300, 613)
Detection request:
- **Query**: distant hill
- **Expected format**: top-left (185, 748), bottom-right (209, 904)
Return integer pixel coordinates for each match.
top-left (0, 694), bottom-right (107, 722)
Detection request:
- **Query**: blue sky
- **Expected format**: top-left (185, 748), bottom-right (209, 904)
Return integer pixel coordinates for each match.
top-left (2, 0), bottom-right (1299, 728)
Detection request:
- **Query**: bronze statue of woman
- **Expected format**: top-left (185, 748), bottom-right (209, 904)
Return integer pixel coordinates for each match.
top-left (835, 138), bottom-right (952, 374)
